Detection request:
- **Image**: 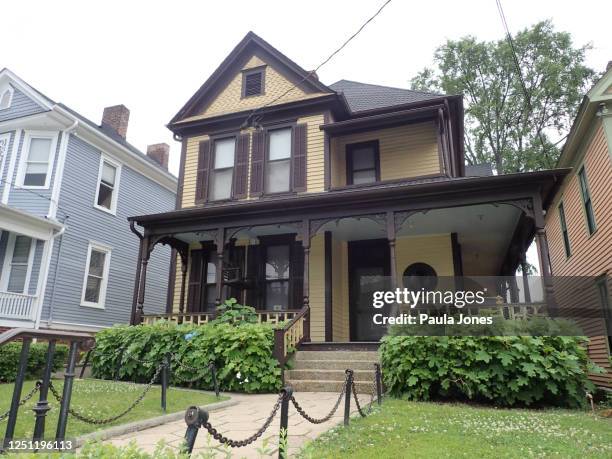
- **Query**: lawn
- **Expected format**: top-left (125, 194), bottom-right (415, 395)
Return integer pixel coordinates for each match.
top-left (299, 398), bottom-right (612, 459)
top-left (0, 378), bottom-right (225, 439)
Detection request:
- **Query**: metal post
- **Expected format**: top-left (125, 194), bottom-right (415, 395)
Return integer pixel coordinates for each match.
top-left (33, 340), bottom-right (56, 442)
top-left (278, 387), bottom-right (293, 459)
top-left (55, 340), bottom-right (79, 441)
top-left (209, 361), bottom-right (219, 398)
top-left (183, 406), bottom-right (208, 455)
top-left (114, 347), bottom-right (125, 381)
top-left (79, 349), bottom-right (92, 379)
top-left (344, 369), bottom-right (353, 426)
top-left (3, 338), bottom-right (32, 448)
top-left (374, 363), bottom-right (382, 405)
top-left (161, 354), bottom-right (170, 412)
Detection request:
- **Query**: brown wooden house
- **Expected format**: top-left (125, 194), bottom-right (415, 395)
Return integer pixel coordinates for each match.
top-left (544, 63), bottom-right (612, 388)
top-left (127, 32), bottom-right (569, 363)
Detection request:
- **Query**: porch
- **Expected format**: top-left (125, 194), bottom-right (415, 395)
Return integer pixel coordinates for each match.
top-left (128, 170), bottom-right (566, 347)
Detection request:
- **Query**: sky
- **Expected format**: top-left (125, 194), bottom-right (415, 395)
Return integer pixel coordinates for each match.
top-left (2, 0), bottom-right (610, 178)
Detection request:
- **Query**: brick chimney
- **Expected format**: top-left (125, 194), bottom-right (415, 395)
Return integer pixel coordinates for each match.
top-left (147, 143), bottom-right (170, 170)
top-left (101, 105), bottom-right (130, 139)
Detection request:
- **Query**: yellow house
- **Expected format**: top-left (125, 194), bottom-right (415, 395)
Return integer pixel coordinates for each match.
top-left (128, 32), bottom-right (567, 353)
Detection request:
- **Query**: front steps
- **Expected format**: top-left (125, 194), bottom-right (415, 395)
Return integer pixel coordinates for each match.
top-left (286, 346), bottom-right (380, 393)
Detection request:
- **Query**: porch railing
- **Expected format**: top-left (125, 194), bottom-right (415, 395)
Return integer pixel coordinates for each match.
top-left (273, 305), bottom-right (310, 366)
top-left (142, 310), bottom-right (301, 326)
top-left (0, 291), bottom-right (36, 320)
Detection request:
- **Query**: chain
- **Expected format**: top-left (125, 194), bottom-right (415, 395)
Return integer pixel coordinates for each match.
top-left (202, 392), bottom-right (283, 447)
top-left (122, 353), bottom-right (168, 366)
top-left (49, 363), bottom-right (165, 425)
top-left (351, 379), bottom-right (375, 417)
top-left (0, 382), bottom-right (41, 423)
top-left (291, 374), bottom-right (348, 424)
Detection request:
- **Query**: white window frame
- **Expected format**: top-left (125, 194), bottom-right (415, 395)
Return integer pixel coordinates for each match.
top-left (80, 242), bottom-right (112, 309)
top-left (93, 155), bottom-right (122, 215)
top-left (0, 86), bottom-right (14, 110)
top-left (0, 233), bottom-right (36, 294)
top-left (17, 130), bottom-right (58, 190)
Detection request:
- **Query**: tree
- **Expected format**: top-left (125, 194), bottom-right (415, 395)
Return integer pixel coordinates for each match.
top-left (411, 21), bottom-right (597, 174)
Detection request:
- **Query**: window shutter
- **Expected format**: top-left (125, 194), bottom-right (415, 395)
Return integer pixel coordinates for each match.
top-left (245, 244), bottom-right (261, 309)
top-left (233, 133), bottom-right (250, 199)
top-left (195, 140), bottom-right (211, 203)
top-left (292, 123), bottom-right (307, 192)
top-left (250, 130), bottom-right (265, 196)
top-left (187, 250), bottom-right (203, 312)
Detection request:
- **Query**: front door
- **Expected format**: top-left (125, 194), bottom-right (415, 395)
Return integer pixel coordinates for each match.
top-left (348, 239), bottom-right (390, 341)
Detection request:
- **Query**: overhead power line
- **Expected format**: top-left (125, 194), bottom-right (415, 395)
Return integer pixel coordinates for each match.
top-left (243, 0), bottom-right (393, 128)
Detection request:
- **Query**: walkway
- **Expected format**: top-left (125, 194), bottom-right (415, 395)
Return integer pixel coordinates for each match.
top-left (107, 391), bottom-right (366, 458)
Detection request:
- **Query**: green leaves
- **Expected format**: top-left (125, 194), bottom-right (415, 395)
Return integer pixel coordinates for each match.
top-left (380, 335), bottom-right (598, 408)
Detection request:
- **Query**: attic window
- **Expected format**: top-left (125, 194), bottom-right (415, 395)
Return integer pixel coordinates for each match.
top-left (0, 87), bottom-right (14, 110)
top-left (242, 68), bottom-right (264, 98)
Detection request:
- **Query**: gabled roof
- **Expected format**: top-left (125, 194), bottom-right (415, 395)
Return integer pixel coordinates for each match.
top-left (329, 80), bottom-right (444, 114)
top-left (169, 31), bottom-right (333, 125)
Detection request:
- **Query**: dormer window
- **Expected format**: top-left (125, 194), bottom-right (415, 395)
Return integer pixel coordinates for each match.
top-left (242, 68), bottom-right (265, 98)
top-left (0, 86), bottom-right (14, 110)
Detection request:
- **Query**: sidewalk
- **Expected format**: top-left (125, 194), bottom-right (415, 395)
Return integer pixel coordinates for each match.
top-left (107, 391), bottom-right (365, 458)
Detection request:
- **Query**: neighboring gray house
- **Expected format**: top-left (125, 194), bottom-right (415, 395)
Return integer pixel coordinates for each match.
top-left (0, 68), bottom-right (176, 331)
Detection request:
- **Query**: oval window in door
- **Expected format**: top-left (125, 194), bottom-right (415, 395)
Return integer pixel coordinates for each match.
top-left (403, 263), bottom-right (438, 291)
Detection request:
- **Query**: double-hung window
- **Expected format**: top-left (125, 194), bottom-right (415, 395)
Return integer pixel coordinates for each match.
top-left (558, 201), bottom-right (571, 257)
top-left (95, 157), bottom-right (120, 213)
top-left (20, 132), bottom-right (57, 188)
top-left (1, 234), bottom-right (35, 294)
top-left (81, 243), bottom-right (111, 308)
top-left (209, 138), bottom-right (235, 201)
top-left (264, 244), bottom-right (290, 310)
top-left (266, 127), bottom-right (291, 193)
top-left (578, 166), bottom-right (596, 235)
top-left (346, 141), bottom-right (379, 185)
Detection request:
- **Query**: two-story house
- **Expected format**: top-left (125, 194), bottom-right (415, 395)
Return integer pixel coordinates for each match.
top-left (129, 32), bottom-right (569, 350)
top-left (544, 62), bottom-right (612, 389)
top-left (0, 69), bottom-right (176, 332)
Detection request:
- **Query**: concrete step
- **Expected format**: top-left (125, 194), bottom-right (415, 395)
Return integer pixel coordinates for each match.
top-left (286, 369), bottom-right (375, 382)
top-left (293, 359), bottom-right (379, 371)
top-left (287, 379), bottom-right (376, 394)
top-left (294, 350), bottom-right (379, 361)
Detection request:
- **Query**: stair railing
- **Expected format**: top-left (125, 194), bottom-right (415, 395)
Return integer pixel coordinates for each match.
top-left (273, 304), bottom-right (309, 366)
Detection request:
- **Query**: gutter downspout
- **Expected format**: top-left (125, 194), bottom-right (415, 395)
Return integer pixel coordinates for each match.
top-left (43, 215), bottom-right (69, 329)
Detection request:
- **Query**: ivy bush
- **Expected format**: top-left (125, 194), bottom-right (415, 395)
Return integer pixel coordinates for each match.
top-left (91, 320), bottom-right (282, 393)
top-left (380, 335), bottom-right (599, 407)
top-left (0, 342), bottom-right (68, 383)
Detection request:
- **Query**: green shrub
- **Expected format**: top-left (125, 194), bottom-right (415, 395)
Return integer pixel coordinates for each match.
top-left (380, 335), bottom-right (599, 407)
top-left (0, 342), bottom-right (69, 383)
top-left (211, 298), bottom-right (258, 324)
top-left (91, 320), bottom-right (282, 393)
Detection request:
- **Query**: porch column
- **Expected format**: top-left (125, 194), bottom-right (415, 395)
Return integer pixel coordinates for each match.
top-left (386, 212), bottom-right (398, 290)
top-left (130, 235), bottom-right (144, 325)
top-left (178, 252), bottom-right (188, 323)
top-left (302, 219), bottom-right (311, 342)
top-left (535, 228), bottom-right (558, 314)
top-left (214, 228), bottom-right (225, 311)
top-left (136, 236), bottom-right (151, 324)
top-left (520, 253), bottom-right (532, 303)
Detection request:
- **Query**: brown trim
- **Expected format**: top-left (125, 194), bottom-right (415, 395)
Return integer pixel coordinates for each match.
top-left (175, 137), bottom-right (187, 209)
top-left (241, 66), bottom-right (266, 99)
top-left (450, 233), bottom-right (463, 276)
top-left (323, 111), bottom-right (331, 191)
top-left (345, 140), bottom-right (380, 185)
top-left (324, 231), bottom-right (332, 341)
top-left (165, 249), bottom-right (177, 313)
top-left (332, 174), bottom-right (446, 192)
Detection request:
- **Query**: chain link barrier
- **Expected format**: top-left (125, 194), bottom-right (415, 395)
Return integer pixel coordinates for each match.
top-left (48, 363), bottom-right (165, 425)
top-left (201, 392), bottom-right (284, 448)
top-left (0, 382), bottom-right (40, 423)
top-left (351, 379), bottom-right (375, 417)
top-left (290, 373), bottom-right (349, 424)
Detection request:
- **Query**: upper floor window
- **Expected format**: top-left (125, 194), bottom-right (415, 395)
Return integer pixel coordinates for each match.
top-left (266, 127), bottom-right (291, 193)
top-left (242, 68), bottom-right (264, 98)
top-left (209, 137), bottom-right (235, 201)
top-left (81, 242), bottom-right (111, 308)
top-left (0, 234), bottom-right (35, 294)
top-left (19, 132), bottom-right (57, 189)
top-left (0, 87), bottom-right (13, 110)
top-left (346, 140), bottom-right (380, 185)
top-left (95, 157), bottom-right (121, 213)
top-left (558, 201), bottom-right (571, 257)
top-left (578, 166), bottom-right (596, 235)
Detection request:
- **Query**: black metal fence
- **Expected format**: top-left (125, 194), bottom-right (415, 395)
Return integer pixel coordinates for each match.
top-left (182, 364), bottom-right (384, 458)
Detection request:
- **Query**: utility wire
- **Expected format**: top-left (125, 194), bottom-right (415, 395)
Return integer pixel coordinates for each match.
top-left (495, 0), bottom-right (550, 157)
top-left (242, 0), bottom-right (393, 128)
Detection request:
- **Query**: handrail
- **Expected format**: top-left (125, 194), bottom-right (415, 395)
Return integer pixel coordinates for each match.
top-left (0, 291), bottom-right (37, 298)
top-left (0, 327), bottom-right (95, 347)
top-left (273, 305), bottom-right (309, 366)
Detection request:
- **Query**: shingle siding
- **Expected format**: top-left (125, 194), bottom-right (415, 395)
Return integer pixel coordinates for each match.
top-left (39, 134), bottom-right (174, 328)
top-left (0, 86), bottom-right (47, 122)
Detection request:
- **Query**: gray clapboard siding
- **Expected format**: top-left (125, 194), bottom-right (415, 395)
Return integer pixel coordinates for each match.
top-left (0, 130), bottom-right (16, 191)
top-left (40, 134), bottom-right (174, 328)
top-left (27, 239), bottom-right (44, 295)
top-left (0, 86), bottom-right (47, 123)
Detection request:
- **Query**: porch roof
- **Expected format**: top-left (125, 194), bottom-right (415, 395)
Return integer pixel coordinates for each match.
top-left (128, 169), bottom-right (570, 232)
top-left (0, 204), bottom-right (64, 240)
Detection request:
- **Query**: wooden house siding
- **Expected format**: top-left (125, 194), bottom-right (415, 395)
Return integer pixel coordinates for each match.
top-left (395, 234), bottom-right (455, 278)
top-left (300, 113), bottom-right (326, 193)
top-left (181, 134), bottom-right (209, 208)
top-left (331, 238), bottom-right (350, 341)
top-left (545, 123), bottom-right (612, 387)
top-left (0, 87), bottom-right (46, 123)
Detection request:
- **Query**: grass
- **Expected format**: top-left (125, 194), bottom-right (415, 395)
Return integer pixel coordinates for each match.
top-left (0, 378), bottom-right (225, 439)
top-left (299, 398), bottom-right (612, 459)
